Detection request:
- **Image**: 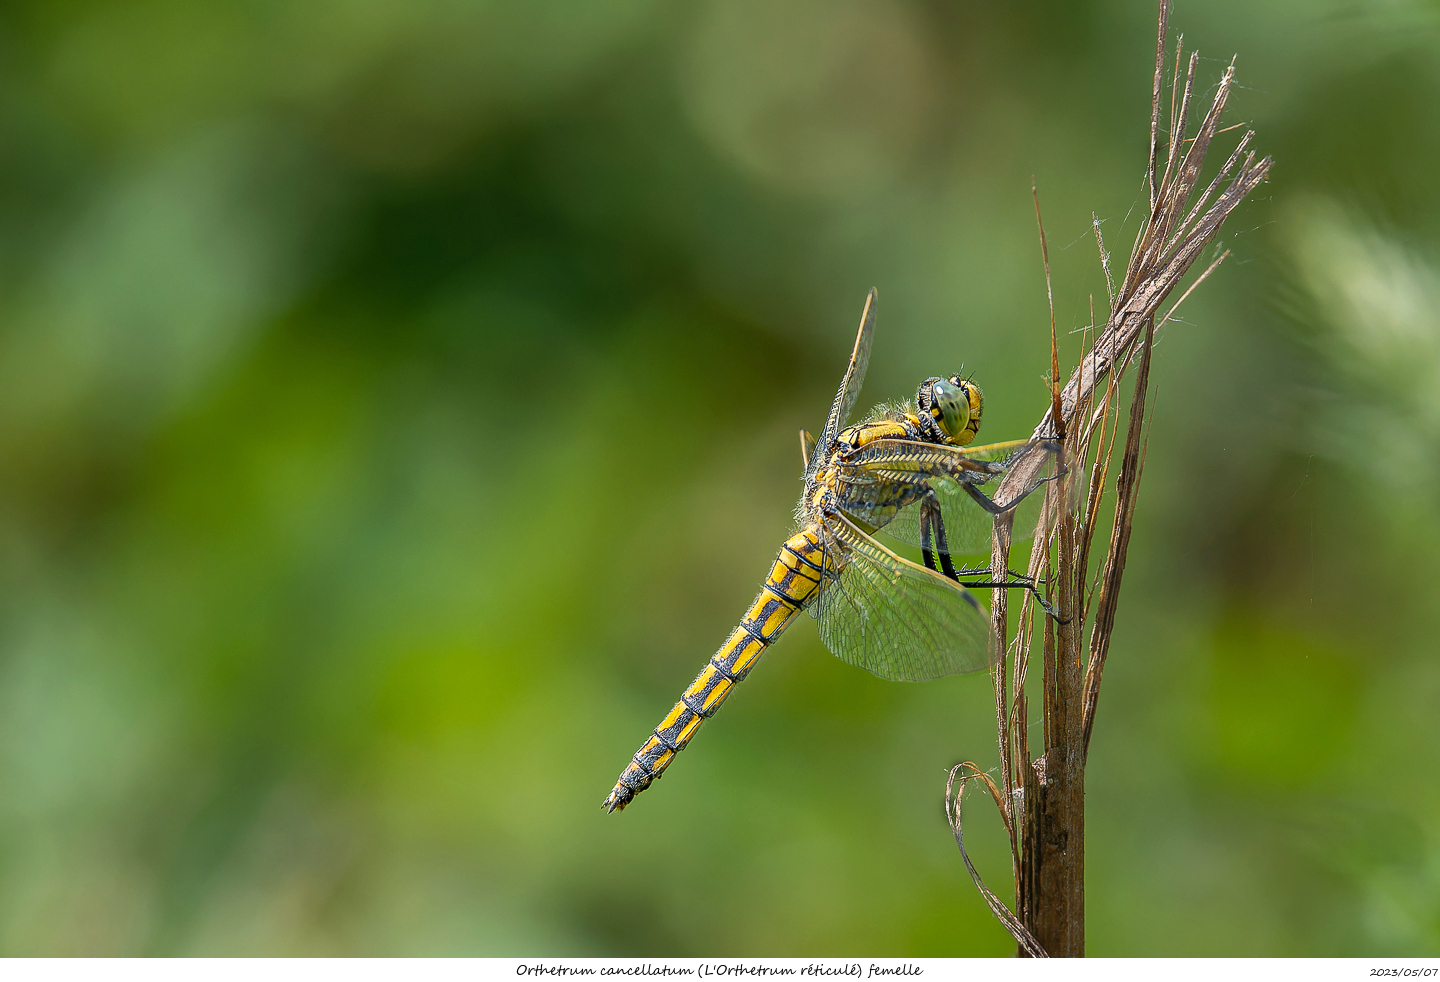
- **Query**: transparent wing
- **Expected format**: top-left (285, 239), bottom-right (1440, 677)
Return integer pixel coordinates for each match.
top-left (832, 438), bottom-right (1024, 535)
top-left (810, 289), bottom-right (877, 478)
top-left (882, 475), bottom-right (1017, 557)
top-left (814, 513), bottom-right (994, 681)
top-left (879, 440), bottom-right (1083, 558)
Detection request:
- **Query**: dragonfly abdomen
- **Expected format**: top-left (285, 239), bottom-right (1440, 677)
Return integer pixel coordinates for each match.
top-left (602, 526), bottom-right (831, 812)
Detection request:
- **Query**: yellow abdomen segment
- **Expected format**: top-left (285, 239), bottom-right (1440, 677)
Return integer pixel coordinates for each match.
top-left (603, 526), bottom-right (831, 812)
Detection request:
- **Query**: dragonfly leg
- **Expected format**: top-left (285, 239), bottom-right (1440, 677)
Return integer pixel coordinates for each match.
top-left (930, 499), bottom-right (1066, 619)
top-left (919, 503), bottom-right (935, 571)
top-left (960, 450), bottom-right (1070, 515)
top-left (920, 492), bottom-right (960, 580)
top-left (954, 562), bottom-right (1049, 584)
top-left (962, 480), bottom-right (1036, 515)
top-left (955, 577), bottom-right (1065, 620)
top-left (923, 486), bottom-right (1067, 621)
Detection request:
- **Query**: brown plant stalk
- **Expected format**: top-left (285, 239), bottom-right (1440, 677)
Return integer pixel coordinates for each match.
top-left (947, 0), bottom-right (1272, 957)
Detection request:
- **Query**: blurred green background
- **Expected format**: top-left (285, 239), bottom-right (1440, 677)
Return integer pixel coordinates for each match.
top-left (0, 0), bottom-right (1436, 957)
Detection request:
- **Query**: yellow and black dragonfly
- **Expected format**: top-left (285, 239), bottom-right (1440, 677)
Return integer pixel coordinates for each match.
top-left (603, 290), bottom-right (1066, 812)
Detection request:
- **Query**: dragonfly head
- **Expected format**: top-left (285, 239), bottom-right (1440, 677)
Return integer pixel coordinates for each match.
top-left (917, 375), bottom-right (983, 446)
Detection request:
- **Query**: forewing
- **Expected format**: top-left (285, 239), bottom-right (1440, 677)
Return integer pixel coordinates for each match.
top-left (880, 440), bottom-right (1079, 557)
top-left (812, 289), bottom-right (877, 476)
top-left (815, 513), bottom-right (994, 681)
top-left (833, 437), bottom-right (1010, 535)
top-left (882, 475), bottom-right (1008, 557)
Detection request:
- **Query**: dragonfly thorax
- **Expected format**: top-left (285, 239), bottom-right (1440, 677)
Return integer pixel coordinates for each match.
top-left (916, 375), bottom-right (983, 446)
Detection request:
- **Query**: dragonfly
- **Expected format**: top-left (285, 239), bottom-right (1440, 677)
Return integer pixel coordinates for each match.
top-left (603, 289), bottom-right (1067, 813)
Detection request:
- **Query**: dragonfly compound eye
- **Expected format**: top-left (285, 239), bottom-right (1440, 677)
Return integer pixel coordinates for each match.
top-left (930, 378), bottom-right (975, 442)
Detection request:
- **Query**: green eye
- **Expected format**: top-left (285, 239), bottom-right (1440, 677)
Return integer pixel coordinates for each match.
top-left (931, 379), bottom-right (970, 440)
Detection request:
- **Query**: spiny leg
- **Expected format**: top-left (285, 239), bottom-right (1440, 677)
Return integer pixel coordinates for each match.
top-left (955, 576), bottom-right (1064, 620)
top-left (920, 500), bottom-right (935, 571)
top-left (962, 478), bottom-right (1064, 515)
top-left (954, 562), bottom-right (1048, 583)
top-left (924, 490), bottom-right (1066, 621)
top-left (919, 492), bottom-right (961, 581)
